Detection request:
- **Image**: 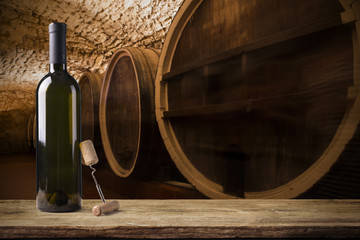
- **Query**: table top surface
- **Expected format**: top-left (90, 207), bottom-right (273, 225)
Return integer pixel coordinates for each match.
top-left (0, 199), bottom-right (359, 238)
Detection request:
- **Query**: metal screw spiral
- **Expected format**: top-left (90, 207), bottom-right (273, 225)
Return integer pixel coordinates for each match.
top-left (90, 165), bottom-right (106, 203)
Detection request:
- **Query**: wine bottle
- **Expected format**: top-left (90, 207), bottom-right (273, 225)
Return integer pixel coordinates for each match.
top-left (36, 22), bottom-right (81, 212)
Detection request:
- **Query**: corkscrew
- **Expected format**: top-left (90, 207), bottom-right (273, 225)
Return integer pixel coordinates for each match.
top-left (80, 140), bottom-right (119, 216)
top-left (89, 165), bottom-right (106, 203)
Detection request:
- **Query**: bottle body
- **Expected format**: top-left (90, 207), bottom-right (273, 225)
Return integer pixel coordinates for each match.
top-left (36, 23), bottom-right (81, 212)
top-left (36, 67), bottom-right (81, 212)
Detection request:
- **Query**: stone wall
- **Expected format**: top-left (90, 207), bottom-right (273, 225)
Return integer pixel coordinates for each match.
top-left (0, 0), bottom-right (183, 153)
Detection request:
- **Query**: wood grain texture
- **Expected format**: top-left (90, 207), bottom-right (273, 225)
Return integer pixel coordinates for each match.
top-left (0, 199), bottom-right (359, 239)
top-left (171, 0), bottom-right (343, 68)
top-left (155, 0), bottom-right (360, 199)
top-left (79, 72), bottom-right (103, 148)
top-left (100, 48), bottom-right (170, 179)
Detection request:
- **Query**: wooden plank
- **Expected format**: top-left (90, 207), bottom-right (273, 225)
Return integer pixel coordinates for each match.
top-left (0, 199), bottom-right (359, 239)
top-left (163, 101), bottom-right (249, 118)
top-left (163, 91), bottom-right (308, 118)
top-left (162, 13), bottom-right (347, 82)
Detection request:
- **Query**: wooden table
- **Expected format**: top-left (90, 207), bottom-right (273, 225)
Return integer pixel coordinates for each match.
top-left (0, 199), bottom-right (359, 239)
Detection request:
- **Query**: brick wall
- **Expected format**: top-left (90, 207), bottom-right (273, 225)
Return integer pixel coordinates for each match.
top-left (0, 0), bottom-right (183, 153)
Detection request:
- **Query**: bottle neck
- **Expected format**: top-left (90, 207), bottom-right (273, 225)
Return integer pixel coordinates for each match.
top-left (49, 63), bottom-right (67, 73)
top-left (49, 23), bottom-right (67, 66)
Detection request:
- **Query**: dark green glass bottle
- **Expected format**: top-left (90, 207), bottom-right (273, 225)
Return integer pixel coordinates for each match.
top-left (36, 23), bottom-right (81, 212)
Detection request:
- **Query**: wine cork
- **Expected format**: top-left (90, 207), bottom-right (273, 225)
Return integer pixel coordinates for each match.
top-left (79, 140), bottom-right (99, 166)
top-left (92, 200), bottom-right (120, 216)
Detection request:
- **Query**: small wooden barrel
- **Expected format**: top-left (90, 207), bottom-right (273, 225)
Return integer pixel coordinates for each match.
top-left (155, 0), bottom-right (360, 198)
top-left (100, 47), bottom-right (163, 178)
top-left (78, 72), bottom-right (103, 150)
top-left (0, 107), bottom-right (33, 154)
top-left (27, 113), bottom-right (35, 149)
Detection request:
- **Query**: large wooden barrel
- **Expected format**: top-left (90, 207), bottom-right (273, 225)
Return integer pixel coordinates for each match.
top-left (155, 0), bottom-right (360, 198)
top-left (100, 47), bottom-right (164, 178)
top-left (79, 72), bottom-right (103, 149)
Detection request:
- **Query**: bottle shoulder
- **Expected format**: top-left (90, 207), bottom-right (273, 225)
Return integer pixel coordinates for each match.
top-left (37, 71), bottom-right (80, 93)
